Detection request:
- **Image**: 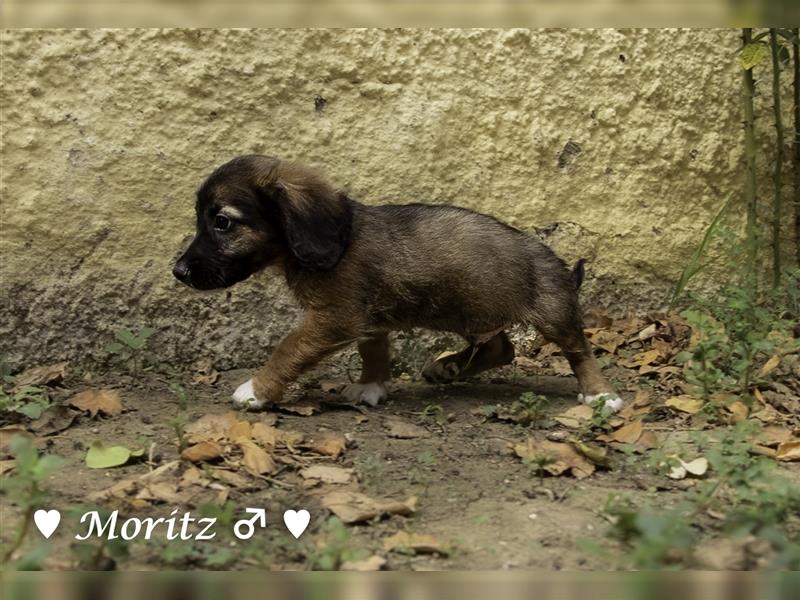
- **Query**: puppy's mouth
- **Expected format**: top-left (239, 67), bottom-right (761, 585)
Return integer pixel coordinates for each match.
top-left (173, 255), bottom-right (264, 291)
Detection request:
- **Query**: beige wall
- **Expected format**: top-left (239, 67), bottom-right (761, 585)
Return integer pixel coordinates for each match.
top-left (0, 29), bottom-right (794, 369)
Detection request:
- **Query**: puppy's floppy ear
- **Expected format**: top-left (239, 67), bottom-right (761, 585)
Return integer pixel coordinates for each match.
top-left (265, 163), bottom-right (353, 271)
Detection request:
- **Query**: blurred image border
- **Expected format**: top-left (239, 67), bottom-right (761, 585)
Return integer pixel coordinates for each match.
top-left (0, 0), bottom-right (798, 28)
top-left (2, 571), bottom-right (800, 600)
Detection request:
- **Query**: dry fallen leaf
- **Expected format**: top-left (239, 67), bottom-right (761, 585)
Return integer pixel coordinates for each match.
top-left (185, 412), bottom-right (239, 443)
top-left (775, 441), bottom-right (800, 461)
top-left (757, 426), bottom-right (795, 447)
top-left (68, 389), bottom-right (123, 418)
top-left (191, 358), bottom-right (219, 385)
top-left (321, 491), bottom-right (417, 524)
top-left (181, 440), bottom-right (224, 463)
top-left (587, 329), bottom-right (626, 354)
top-left (340, 555), bottom-right (386, 571)
top-left (610, 419), bottom-right (643, 444)
top-left (0, 460), bottom-right (15, 475)
top-left (759, 355), bottom-right (781, 378)
top-left (303, 433), bottom-right (347, 458)
top-left (12, 361), bottom-right (68, 391)
top-left (384, 417), bottom-right (428, 439)
top-left (30, 405), bottom-right (77, 435)
top-left (725, 401), bottom-right (749, 422)
top-left (300, 465), bottom-right (353, 485)
top-left (668, 457), bottom-right (709, 479)
top-left (239, 440), bottom-right (276, 474)
top-left (514, 438), bottom-right (595, 479)
top-left (665, 395), bottom-right (705, 414)
top-left (553, 404), bottom-right (593, 428)
top-left (226, 420), bottom-right (252, 443)
top-left (383, 531), bottom-right (449, 556)
top-left (251, 422), bottom-right (278, 448)
top-left (278, 402), bottom-right (319, 416)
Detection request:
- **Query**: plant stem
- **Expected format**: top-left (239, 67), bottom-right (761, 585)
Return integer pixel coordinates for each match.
top-left (742, 29), bottom-right (759, 284)
top-left (2, 505), bottom-right (33, 564)
top-left (769, 29), bottom-right (784, 287)
top-left (793, 28), bottom-right (800, 264)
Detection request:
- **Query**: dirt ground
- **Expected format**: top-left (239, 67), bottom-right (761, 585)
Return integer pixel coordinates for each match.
top-left (2, 313), bottom-right (799, 571)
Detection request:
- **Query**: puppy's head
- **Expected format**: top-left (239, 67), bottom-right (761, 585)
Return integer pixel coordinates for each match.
top-left (173, 155), bottom-right (352, 290)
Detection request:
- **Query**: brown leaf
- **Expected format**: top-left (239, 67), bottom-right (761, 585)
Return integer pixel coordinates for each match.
top-left (278, 402), bottom-right (319, 416)
top-left (12, 361), bottom-right (68, 391)
top-left (303, 433), bottom-right (346, 458)
top-left (185, 412), bottom-right (239, 443)
top-left (553, 404), bottom-right (593, 428)
top-left (340, 555), bottom-right (386, 571)
top-left (757, 426), bottom-right (795, 447)
top-left (611, 419), bottom-right (643, 444)
top-left (181, 440), bottom-right (224, 462)
top-left (0, 460), bottom-right (15, 476)
top-left (383, 531), bottom-right (449, 556)
top-left (587, 329), bottom-right (626, 354)
top-left (239, 440), bottom-right (276, 474)
top-left (300, 465), bottom-right (354, 485)
top-left (191, 358), bottom-right (219, 385)
top-left (321, 490), bottom-right (417, 524)
top-left (0, 427), bottom-right (35, 456)
top-left (251, 422), bottom-right (278, 448)
top-left (759, 355), bottom-right (781, 378)
top-left (513, 438), bottom-right (595, 479)
top-left (636, 429), bottom-right (659, 450)
top-left (68, 389), bottom-right (123, 418)
top-left (725, 400), bottom-right (749, 422)
top-left (226, 420), bottom-right (252, 442)
top-left (30, 404), bottom-right (77, 435)
top-left (665, 395), bottom-right (705, 414)
top-left (775, 441), bottom-right (800, 461)
top-left (384, 417), bottom-right (428, 439)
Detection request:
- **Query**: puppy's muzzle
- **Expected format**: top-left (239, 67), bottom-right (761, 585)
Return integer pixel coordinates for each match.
top-left (172, 259), bottom-right (191, 284)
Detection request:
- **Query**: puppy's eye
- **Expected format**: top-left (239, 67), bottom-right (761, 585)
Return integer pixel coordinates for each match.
top-left (214, 214), bottom-right (231, 231)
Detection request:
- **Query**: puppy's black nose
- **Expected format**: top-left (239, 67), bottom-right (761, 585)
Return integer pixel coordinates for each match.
top-left (172, 261), bottom-right (191, 283)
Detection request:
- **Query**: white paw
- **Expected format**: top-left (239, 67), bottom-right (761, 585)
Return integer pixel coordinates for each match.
top-left (578, 392), bottom-right (624, 413)
top-left (342, 382), bottom-right (387, 407)
top-left (232, 379), bottom-right (266, 410)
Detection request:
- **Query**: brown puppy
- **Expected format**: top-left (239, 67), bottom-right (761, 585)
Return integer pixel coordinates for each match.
top-left (173, 155), bottom-right (623, 412)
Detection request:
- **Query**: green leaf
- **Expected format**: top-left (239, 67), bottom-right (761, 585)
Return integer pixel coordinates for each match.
top-left (85, 441), bottom-right (135, 469)
top-left (739, 43), bottom-right (769, 70)
top-left (106, 342), bottom-right (124, 354)
top-left (114, 330), bottom-right (137, 347)
top-left (15, 399), bottom-right (49, 419)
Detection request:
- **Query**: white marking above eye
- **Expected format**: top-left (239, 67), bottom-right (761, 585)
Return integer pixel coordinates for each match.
top-left (221, 207), bottom-right (244, 219)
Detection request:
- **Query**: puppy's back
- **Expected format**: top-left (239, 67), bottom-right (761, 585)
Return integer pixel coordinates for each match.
top-left (347, 203), bottom-right (575, 333)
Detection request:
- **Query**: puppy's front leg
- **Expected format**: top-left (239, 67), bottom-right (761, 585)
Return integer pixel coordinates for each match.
top-left (233, 314), bottom-right (351, 410)
top-left (343, 333), bottom-right (391, 407)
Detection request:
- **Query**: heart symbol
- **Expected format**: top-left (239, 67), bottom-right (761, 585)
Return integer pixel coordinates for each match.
top-left (283, 509), bottom-right (310, 539)
top-left (33, 509), bottom-right (61, 539)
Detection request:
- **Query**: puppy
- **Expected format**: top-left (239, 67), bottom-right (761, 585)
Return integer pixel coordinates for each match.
top-left (173, 155), bottom-right (623, 412)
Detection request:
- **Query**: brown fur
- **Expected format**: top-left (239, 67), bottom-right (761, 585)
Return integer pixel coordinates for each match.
top-left (174, 155), bottom-right (615, 406)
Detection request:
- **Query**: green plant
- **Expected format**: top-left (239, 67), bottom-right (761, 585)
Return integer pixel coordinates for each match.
top-left (0, 436), bottom-right (64, 567)
top-left (106, 327), bottom-right (155, 376)
top-left (523, 454), bottom-right (556, 486)
top-left (310, 517), bottom-right (369, 570)
top-left (0, 385), bottom-right (50, 420)
top-left (606, 498), bottom-right (696, 569)
top-left (677, 269), bottom-right (799, 405)
top-left (511, 392), bottom-right (549, 428)
top-left (168, 382), bottom-right (190, 452)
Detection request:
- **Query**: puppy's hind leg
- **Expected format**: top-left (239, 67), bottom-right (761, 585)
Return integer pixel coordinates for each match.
top-left (422, 330), bottom-right (515, 384)
top-left (343, 333), bottom-right (391, 407)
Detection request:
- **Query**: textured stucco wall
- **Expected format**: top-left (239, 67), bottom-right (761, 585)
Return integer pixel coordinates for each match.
top-left (0, 29), bottom-right (794, 370)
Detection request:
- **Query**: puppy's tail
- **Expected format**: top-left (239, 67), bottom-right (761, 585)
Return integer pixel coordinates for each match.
top-left (572, 258), bottom-right (586, 290)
